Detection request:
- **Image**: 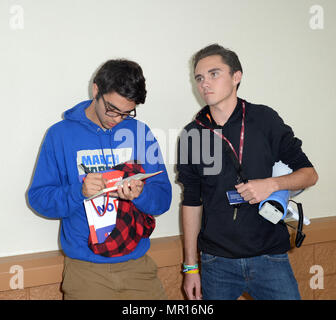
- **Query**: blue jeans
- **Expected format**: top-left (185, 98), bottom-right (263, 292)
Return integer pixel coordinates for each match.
top-left (201, 252), bottom-right (301, 300)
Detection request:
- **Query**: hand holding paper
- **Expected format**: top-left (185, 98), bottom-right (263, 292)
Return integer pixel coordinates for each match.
top-left (109, 179), bottom-right (144, 201)
top-left (85, 171), bottom-right (163, 201)
top-left (82, 173), bottom-right (106, 198)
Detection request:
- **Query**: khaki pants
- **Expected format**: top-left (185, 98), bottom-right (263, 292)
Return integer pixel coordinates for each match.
top-left (62, 254), bottom-right (167, 300)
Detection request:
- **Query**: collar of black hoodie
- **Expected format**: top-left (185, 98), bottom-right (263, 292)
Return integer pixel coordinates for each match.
top-left (195, 97), bottom-right (244, 129)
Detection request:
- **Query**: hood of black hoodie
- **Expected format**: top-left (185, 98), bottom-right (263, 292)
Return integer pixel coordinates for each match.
top-left (195, 97), bottom-right (244, 129)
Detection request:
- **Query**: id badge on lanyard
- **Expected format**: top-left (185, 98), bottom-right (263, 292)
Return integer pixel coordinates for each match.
top-left (196, 101), bottom-right (248, 220)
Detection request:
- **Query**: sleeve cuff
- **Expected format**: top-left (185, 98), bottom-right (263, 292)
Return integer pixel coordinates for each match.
top-left (131, 184), bottom-right (148, 211)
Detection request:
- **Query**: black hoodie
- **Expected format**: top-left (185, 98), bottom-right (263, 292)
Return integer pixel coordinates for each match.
top-left (177, 98), bottom-right (313, 258)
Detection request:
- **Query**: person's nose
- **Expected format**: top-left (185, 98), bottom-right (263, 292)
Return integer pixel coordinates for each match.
top-left (200, 76), bottom-right (210, 89)
top-left (114, 114), bottom-right (123, 123)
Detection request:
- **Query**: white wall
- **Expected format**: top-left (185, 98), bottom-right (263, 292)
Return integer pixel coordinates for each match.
top-left (0, 0), bottom-right (335, 257)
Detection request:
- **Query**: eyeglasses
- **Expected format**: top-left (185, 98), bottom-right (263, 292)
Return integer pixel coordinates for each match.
top-left (100, 94), bottom-right (136, 119)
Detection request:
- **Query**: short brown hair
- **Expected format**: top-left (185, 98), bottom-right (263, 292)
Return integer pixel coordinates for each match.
top-left (193, 44), bottom-right (243, 90)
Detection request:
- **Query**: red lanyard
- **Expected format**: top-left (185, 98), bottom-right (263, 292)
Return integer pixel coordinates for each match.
top-left (196, 101), bottom-right (246, 165)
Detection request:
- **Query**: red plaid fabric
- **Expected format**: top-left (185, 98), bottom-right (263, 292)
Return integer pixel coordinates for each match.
top-left (88, 161), bottom-right (155, 257)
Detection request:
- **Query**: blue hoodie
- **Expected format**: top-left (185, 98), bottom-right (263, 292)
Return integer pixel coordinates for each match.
top-left (28, 100), bottom-right (172, 263)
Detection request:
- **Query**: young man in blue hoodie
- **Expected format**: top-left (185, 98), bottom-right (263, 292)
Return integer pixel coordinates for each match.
top-left (28, 59), bottom-right (172, 300)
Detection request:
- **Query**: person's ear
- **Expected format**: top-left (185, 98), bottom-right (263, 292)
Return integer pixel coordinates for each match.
top-left (92, 83), bottom-right (99, 100)
top-left (233, 71), bottom-right (242, 86)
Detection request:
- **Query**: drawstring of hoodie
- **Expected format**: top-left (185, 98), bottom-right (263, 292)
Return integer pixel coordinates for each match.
top-left (91, 128), bottom-right (117, 217)
top-left (97, 128), bottom-right (116, 170)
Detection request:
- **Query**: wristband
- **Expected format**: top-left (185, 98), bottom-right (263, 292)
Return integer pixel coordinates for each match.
top-left (184, 269), bottom-right (199, 274)
top-left (182, 263), bottom-right (199, 273)
top-left (183, 263), bottom-right (198, 269)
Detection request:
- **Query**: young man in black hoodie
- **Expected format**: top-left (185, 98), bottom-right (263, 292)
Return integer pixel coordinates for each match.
top-left (177, 44), bottom-right (318, 300)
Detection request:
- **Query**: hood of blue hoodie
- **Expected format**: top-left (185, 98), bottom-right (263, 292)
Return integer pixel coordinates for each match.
top-left (63, 99), bottom-right (137, 136)
top-left (64, 100), bottom-right (101, 133)
top-left (60, 99), bottom-right (146, 174)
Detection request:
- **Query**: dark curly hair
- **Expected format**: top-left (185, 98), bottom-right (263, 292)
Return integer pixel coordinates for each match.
top-left (93, 59), bottom-right (147, 104)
